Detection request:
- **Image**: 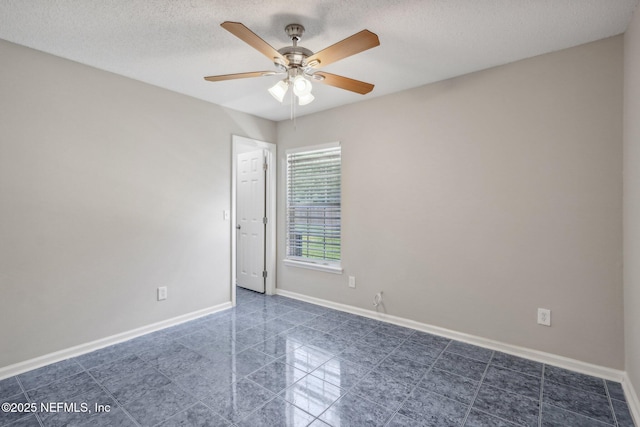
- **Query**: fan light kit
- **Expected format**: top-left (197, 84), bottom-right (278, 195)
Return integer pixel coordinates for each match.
top-left (204, 22), bottom-right (380, 108)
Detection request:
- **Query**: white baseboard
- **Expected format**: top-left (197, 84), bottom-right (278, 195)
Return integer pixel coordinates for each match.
top-left (623, 372), bottom-right (640, 427)
top-left (278, 289), bottom-right (640, 422)
top-left (0, 302), bottom-right (232, 380)
top-left (276, 289), bottom-right (627, 383)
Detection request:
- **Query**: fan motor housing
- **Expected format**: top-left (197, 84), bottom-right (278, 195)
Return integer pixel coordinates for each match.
top-left (278, 46), bottom-right (313, 67)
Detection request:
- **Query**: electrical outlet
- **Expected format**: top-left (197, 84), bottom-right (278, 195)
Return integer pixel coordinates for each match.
top-left (348, 276), bottom-right (356, 288)
top-left (537, 308), bottom-right (551, 326)
top-left (157, 286), bottom-right (168, 301)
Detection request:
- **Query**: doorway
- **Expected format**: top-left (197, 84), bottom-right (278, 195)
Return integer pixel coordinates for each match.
top-left (231, 136), bottom-right (276, 305)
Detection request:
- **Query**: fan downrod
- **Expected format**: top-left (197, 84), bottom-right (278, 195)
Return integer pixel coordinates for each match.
top-left (279, 23), bottom-right (313, 68)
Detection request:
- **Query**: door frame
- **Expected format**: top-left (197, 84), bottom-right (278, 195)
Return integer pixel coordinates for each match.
top-left (231, 135), bottom-right (276, 305)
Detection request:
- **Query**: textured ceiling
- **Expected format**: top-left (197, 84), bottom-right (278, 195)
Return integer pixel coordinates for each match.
top-left (0, 0), bottom-right (638, 121)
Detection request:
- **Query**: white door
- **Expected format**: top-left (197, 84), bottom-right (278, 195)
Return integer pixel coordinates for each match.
top-left (236, 149), bottom-right (266, 293)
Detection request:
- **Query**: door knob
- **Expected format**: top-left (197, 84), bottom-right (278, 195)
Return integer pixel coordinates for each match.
top-left (236, 225), bottom-right (241, 229)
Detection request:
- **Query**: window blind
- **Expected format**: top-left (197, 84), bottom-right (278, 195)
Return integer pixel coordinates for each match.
top-left (286, 145), bottom-right (341, 263)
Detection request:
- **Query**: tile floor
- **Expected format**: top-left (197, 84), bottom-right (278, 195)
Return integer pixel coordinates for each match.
top-left (0, 288), bottom-right (636, 426)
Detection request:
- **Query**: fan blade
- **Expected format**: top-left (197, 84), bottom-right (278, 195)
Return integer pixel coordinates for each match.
top-left (221, 21), bottom-right (288, 65)
top-left (306, 30), bottom-right (379, 68)
top-left (313, 72), bottom-right (374, 94)
top-left (204, 71), bottom-right (275, 82)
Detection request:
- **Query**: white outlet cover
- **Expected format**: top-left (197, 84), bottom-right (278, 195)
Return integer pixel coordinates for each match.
top-left (157, 286), bottom-right (168, 301)
top-left (348, 276), bottom-right (356, 288)
top-left (537, 308), bottom-right (551, 326)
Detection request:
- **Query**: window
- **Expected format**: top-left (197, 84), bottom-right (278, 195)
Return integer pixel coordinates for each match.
top-left (285, 142), bottom-right (342, 273)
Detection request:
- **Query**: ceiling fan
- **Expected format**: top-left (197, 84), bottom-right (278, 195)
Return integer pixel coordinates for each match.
top-left (204, 22), bottom-right (380, 105)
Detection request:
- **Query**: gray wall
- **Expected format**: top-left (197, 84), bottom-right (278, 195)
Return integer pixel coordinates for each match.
top-left (0, 40), bottom-right (276, 368)
top-left (624, 5), bottom-right (640, 398)
top-left (277, 36), bottom-right (624, 369)
top-left (0, 33), bottom-right (628, 373)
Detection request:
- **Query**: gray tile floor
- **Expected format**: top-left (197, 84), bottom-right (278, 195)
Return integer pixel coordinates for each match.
top-left (1, 288), bottom-right (636, 426)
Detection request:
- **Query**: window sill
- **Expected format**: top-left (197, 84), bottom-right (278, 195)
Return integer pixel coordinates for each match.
top-left (283, 259), bottom-right (343, 274)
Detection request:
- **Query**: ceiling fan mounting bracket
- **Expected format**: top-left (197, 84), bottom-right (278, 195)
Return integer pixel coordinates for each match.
top-left (284, 24), bottom-right (305, 43)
